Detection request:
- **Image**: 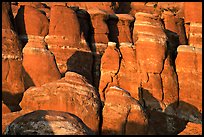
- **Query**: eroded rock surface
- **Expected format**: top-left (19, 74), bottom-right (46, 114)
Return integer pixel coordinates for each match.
top-left (4, 110), bottom-right (95, 135)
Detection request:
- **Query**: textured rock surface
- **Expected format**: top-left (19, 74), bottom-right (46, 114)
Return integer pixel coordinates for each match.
top-left (2, 2), bottom-right (202, 135)
top-left (66, 2), bottom-right (115, 14)
top-left (4, 110), bottom-right (95, 135)
top-left (45, 6), bottom-right (93, 82)
top-left (133, 12), bottom-right (167, 108)
top-left (2, 2), bottom-right (25, 110)
top-left (99, 42), bottom-right (120, 102)
top-left (2, 109), bottom-right (33, 134)
top-left (20, 72), bottom-right (101, 134)
top-left (117, 43), bottom-right (139, 100)
top-left (175, 45), bottom-right (202, 113)
top-left (15, 5), bottom-right (49, 37)
top-left (102, 86), bottom-right (148, 135)
top-left (2, 102), bottom-right (11, 114)
top-left (115, 14), bottom-right (134, 43)
top-left (178, 122), bottom-right (202, 135)
top-left (22, 36), bottom-right (61, 89)
top-left (88, 8), bottom-right (109, 44)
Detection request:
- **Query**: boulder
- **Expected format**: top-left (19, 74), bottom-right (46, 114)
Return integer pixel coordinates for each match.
top-left (184, 2), bottom-right (202, 23)
top-left (4, 110), bottom-right (95, 135)
top-left (2, 109), bottom-right (33, 134)
top-left (20, 72), bottom-right (101, 134)
top-left (102, 86), bottom-right (148, 135)
top-left (66, 2), bottom-right (115, 14)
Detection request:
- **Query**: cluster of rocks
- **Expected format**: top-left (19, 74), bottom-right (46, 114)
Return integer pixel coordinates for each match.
top-left (2, 2), bottom-right (202, 135)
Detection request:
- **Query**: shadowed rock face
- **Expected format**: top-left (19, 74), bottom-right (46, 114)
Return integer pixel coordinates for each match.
top-left (4, 110), bottom-right (95, 135)
top-left (20, 72), bottom-right (101, 134)
top-left (2, 2), bottom-right (25, 110)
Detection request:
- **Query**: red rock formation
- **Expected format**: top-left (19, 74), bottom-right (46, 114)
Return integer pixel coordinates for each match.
top-left (161, 55), bottom-right (179, 107)
top-left (45, 6), bottom-right (93, 83)
top-left (99, 42), bottom-right (120, 102)
top-left (116, 14), bottom-right (134, 43)
top-left (15, 5), bottom-right (49, 37)
top-left (117, 43), bottom-right (139, 100)
top-left (66, 2), bottom-right (115, 14)
top-left (20, 72), bottom-right (101, 134)
top-left (2, 2), bottom-right (25, 110)
top-left (133, 12), bottom-right (167, 101)
top-left (102, 86), bottom-right (148, 135)
top-left (2, 102), bottom-right (11, 114)
top-left (175, 45), bottom-right (202, 113)
top-left (4, 110), bottom-right (95, 135)
top-left (88, 8), bottom-right (109, 44)
top-left (15, 5), bottom-right (61, 89)
top-left (130, 2), bottom-right (160, 16)
top-left (188, 23), bottom-right (202, 48)
top-left (183, 2), bottom-right (202, 41)
top-left (91, 43), bottom-right (108, 89)
top-left (22, 36), bottom-right (61, 89)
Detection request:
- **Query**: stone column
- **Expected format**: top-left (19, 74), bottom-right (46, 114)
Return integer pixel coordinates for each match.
top-left (45, 5), bottom-right (93, 83)
top-left (2, 2), bottom-right (25, 111)
top-left (15, 5), bottom-right (61, 89)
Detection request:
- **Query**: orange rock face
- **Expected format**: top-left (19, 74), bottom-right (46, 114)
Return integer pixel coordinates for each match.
top-left (102, 86), bottom-right (148, 135)
top-left (2, 2), bottom-right (25, 110)
top-left (22, 36), bottom-right (61, 89)
top-left (88, 9), bottom-right (109, 44)
top-left (184, 2), bottom-right (202, 23)
top-left (45, 6), bottom-right (93, 82)
top-left (15, 5), bottom-right (49, 37)
top-left (14, 5), bottom-right (61, 89)
top-left (20, 72), bottom-right (101, 134)
top-left (116, 14), bottom-right (134, 43)
top-left (2, 2), bottom-right (202, 135)
top-left (175, 45), bottom-right (202, 113)
top-left (117, 43), bottom-right (139, 100)
top-left (2, 102), bottom-right (11, 114)
top-left (99, 42), bottom-right (120, 102)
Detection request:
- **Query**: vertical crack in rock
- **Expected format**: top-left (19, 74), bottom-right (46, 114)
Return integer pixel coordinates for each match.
top-left (114, 46), bottom-right (123, 77)
top-left (123, 106), bottom-right (131, 134)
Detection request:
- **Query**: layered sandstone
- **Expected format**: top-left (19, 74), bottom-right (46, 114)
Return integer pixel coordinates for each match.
top-left (45, 5), bottom-right (93, 83)
top-left (175, 45), bottom-right (202, 114)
